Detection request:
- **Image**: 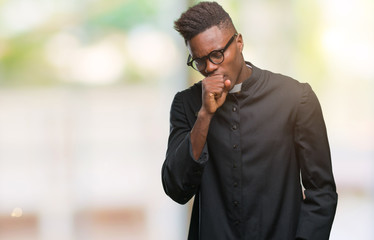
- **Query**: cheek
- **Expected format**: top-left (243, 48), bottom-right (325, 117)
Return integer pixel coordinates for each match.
top-left (220, 47), bottom-right (241, 77)
top-left (226, 50), bottom-right (241, 70)
top-left (225, 52), bottom-right (243, 82)
top-left (226, 46), bottom-right (241, 66)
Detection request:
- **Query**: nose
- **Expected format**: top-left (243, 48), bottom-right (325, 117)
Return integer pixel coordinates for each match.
top-left (204, 59), bottom-right (218, 75)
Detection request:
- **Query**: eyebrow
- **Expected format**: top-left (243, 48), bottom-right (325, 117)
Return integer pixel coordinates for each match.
top-left (190, 33), bottom-right (237, 60)
top-left (192, 43), bottom-right (224, 59)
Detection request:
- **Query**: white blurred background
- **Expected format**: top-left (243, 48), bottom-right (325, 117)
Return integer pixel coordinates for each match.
top-left (0, 0), bottom-right (373, 239)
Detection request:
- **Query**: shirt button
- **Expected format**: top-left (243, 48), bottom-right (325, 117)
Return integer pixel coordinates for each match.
top-left (232, 106), bottom-right (237, 112)
top-left (232, 124), bottom-right (237, 130)
top-left (233, 201), bottom-right (239, 207)
top-left (234, 182), bottom-right (238, 187)
top-left (233, 144), bottom-right (237, 149)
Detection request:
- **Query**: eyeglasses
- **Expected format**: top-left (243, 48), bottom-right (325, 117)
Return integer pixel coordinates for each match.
top-left (187, 33), bottom-right (238, 72)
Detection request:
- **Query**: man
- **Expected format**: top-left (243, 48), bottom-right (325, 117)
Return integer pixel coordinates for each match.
top-left (161, 2), bottom-right (337, 240)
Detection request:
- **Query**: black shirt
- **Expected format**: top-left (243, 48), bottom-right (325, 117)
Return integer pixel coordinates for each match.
top-left (162, 63), bottom-right (337, 240)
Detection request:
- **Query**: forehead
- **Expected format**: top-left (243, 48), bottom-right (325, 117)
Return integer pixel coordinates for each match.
top-left (187, 26), bottom-right (231, 58)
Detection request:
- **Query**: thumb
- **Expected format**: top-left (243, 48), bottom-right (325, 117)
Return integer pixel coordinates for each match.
top-left (223, 79), bottom-right (231, 92)
top-left (220, 79), bottom-right (231, 100)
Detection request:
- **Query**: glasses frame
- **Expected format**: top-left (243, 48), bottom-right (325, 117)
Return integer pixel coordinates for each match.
top-left (187, 33), bottom-right (238, 72)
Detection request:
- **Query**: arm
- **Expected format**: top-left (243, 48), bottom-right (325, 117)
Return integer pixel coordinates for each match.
top-left (161, 75), bottom-right (231, 204)
top-left (161, 91), bottom-right (208, 204)
top-left (295, 84), bottom-right (338, 240)
top-left (190, 75), bottom-right (230, 159)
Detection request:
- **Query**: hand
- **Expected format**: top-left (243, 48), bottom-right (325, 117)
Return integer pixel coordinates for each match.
top-left (201, 74), bottom-right (231, 115)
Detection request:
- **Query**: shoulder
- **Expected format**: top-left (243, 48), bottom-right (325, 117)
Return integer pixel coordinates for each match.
top-left (173, 81), bottom-right (202, 107)
top-left (177, 81), bottom-right (202, 99)
top-left (170, 81), bottom-right (202, 124)
top-left (262, 68), bottom-right (311, 99)
top-left (264, 69), bottom-right (301, 87)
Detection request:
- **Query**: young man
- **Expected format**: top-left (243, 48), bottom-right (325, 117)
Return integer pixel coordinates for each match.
top-left (161, 2), bottom-right (337, 239)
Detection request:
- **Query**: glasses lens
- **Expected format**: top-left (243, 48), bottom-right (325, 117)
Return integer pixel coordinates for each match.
top-left (192, 59), bottom-right (205, 71)
top-left (209, 51), bottom-right (224, 64)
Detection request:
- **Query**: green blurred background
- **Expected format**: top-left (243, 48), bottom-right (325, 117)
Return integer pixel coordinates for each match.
top-left (0, 0), bottom-right (373, 239)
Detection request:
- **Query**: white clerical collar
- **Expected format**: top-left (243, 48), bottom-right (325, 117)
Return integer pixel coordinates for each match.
top-left (229, 83), bottom-right (242, 93)
top-left (229, 63), bottom-right (252, 93)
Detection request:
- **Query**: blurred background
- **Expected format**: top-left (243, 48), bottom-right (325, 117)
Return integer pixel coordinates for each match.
top-left (0, 0), bottom-right (373, 239)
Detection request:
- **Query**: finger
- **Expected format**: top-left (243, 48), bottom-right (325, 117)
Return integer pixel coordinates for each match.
top-left (208, 73), bottom-right (224, 78)
top-left (219, 80), bottom-right (231, 100)
top-left (208, 92), bottom-right (220, 99)
top-left (205, 80), bottom-right (224, 89)
top-left (206, 74), bottom-right (225, 85)
top-left (208, 92), bottom-right (217, 104)
top-left (224, 79), bottom-right (231, 92)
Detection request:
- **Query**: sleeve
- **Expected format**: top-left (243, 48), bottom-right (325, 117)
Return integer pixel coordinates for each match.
top-left (294, 83), bottom-right (338, 240)
top-left (161, 92), bottom-right (209, 204)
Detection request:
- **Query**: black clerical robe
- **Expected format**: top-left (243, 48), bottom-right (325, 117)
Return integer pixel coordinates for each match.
top-left (162, 63), bottom-right (337, 240)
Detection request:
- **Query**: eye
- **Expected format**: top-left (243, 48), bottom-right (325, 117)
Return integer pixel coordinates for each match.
top-left (191, 58), bottom-right (205, 71)
top-left (209, 51), bottom-right (223, 62)
top-left (194, 58), bottom-right (205, 66)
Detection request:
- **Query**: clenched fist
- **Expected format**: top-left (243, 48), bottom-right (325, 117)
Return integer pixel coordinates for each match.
top-left (201, 74), bottom-right (231, 115)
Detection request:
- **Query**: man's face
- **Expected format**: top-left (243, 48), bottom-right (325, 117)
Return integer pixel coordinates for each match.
top-left (187, 25), bottom-right (243, 87)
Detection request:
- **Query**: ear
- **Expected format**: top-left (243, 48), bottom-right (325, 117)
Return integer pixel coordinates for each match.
top-left (236, 33), bottom-right (244, 52)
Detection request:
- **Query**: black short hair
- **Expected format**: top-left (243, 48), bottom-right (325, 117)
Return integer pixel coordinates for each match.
top-left (174, 1), bottom-right (235, 43)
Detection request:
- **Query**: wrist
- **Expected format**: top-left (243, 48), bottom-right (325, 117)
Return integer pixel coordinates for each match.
top-left (198, 107), bottom-right (214, 120)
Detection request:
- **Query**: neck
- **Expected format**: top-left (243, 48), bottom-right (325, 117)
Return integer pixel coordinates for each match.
top-left (236, 61), bottom-right (252, 85)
